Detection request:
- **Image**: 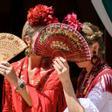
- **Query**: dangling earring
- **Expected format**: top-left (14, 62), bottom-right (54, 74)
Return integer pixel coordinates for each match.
top-left (25, 45), bottom-right (32, 56)
top-left (91, 51), bottom-right (100, 65)
top-left (25, 42), bottom-right (32, 56)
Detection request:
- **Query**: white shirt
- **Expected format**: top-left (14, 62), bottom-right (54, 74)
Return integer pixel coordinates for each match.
top-left (64, 75), bottom-right (112, 112)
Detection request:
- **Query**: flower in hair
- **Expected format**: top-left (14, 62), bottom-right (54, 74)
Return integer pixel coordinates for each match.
top-left (82, 22), bottom-right (103, 40)
top-left (63, 13), bottom-right (82, 31)
top-left (27, 4), bottom-right (58, 26)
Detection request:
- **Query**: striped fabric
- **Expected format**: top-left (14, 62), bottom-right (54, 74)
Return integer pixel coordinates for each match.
top-left (33, 23), bottom-right (91, 63)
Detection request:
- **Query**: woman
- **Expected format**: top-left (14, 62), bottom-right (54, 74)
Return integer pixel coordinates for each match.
top-left (1, 4), bottom-right (66, 112)
top-left (53, 14), bottom-right (112, 112)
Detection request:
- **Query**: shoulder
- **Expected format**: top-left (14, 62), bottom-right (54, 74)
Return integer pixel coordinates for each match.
top-left (87, 67), bottom-right (112, 96)
top-left (94, 67), bottom-right (112, 82)
top-left (93, 68), bottom-right (112, 93)
top-left (11, 57), bottom-right (27, 69)
top-left (98, 68), bottom-right (112, 84)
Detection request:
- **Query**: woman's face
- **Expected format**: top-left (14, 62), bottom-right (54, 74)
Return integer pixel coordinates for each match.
top-left (76, 60), bottom-right (91, 68)
top-left (76, 42), bottom-right (100, 69)
top-left (23, 31), bottom-right (42, 57)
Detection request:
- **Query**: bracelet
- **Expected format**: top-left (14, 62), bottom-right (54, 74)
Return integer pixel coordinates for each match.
top-left (15, 79), bottom-right (25, 92)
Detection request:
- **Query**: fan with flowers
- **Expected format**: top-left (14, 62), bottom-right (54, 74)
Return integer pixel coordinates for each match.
top-left (33, 23), bottom-right (91, 63)
top-left (0, 33), bottom-right (27, 62)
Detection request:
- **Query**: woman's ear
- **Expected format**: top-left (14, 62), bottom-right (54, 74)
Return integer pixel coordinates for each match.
top-left (23, 35), bottom-right (32, 46)
top-left (91, 42), bottom-right (99, 55)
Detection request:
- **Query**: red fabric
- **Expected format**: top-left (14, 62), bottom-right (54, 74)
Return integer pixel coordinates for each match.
top-left (33, 23), bottom-right (91, 62)
top-left (76, 62), bottom-right (112, 98)
top-left (85, 68), bottom-right (112, 97)
top-left (2, 57), bottom-right (66, 112)
top-left (27, 4), bottom-right (59, 26)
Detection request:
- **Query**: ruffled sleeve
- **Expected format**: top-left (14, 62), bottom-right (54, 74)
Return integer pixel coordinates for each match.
top-left (64, 71), bottom-right (112, 112)
top-left (64, 98), bottom-right (99, 112)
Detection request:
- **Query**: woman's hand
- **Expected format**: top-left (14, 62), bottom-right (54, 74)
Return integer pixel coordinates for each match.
top-left (53, 57), bottom-right (71, 83)
top-left (53, 57), bottom-right (84, 112)
top-left (0, 61), bottom-right (18, 86)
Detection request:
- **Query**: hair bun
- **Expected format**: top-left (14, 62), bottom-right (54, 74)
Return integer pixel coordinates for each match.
top-left (82, 22), bottom-right (103, 40)
top-left (82, 22), bottom-right (94, 36)
top-left (27, 4), bottom-right (59, 26)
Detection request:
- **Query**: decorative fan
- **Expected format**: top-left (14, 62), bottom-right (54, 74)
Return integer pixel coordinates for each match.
top-left (0, 33), bottom-right (27, 62)
top-left (34, 23), bottom-right (91, 62)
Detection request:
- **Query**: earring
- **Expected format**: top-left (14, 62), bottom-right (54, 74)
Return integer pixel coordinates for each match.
top-left (91, 51), bottom-right (100, 65)
top-left (25, 43), bottom-right (32, 56)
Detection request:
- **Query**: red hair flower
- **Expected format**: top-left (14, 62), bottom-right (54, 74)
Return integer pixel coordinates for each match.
top-left (27, 4), bottom-right (58, 26)
top-left (63, 13), bottom-right (82, 31)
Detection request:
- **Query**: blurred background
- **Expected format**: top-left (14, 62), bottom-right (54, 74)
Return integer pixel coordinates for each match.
top-left (0, 0), bottom-right (112, 110)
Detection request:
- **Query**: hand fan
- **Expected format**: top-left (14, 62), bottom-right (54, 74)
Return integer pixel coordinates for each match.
top-left (0, 33), bottom-right (27, 62)
top-left (34, 23), bottom-right (91, 62)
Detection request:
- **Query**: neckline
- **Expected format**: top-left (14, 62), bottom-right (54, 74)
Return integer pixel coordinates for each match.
top-left (77, 60), bottom-right (108, 97)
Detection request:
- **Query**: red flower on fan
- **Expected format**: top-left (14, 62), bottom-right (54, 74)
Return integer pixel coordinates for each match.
top-left (63, 13), bottom-right (82, 31)
top-left (27, 4), bottom-right (59, 26)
